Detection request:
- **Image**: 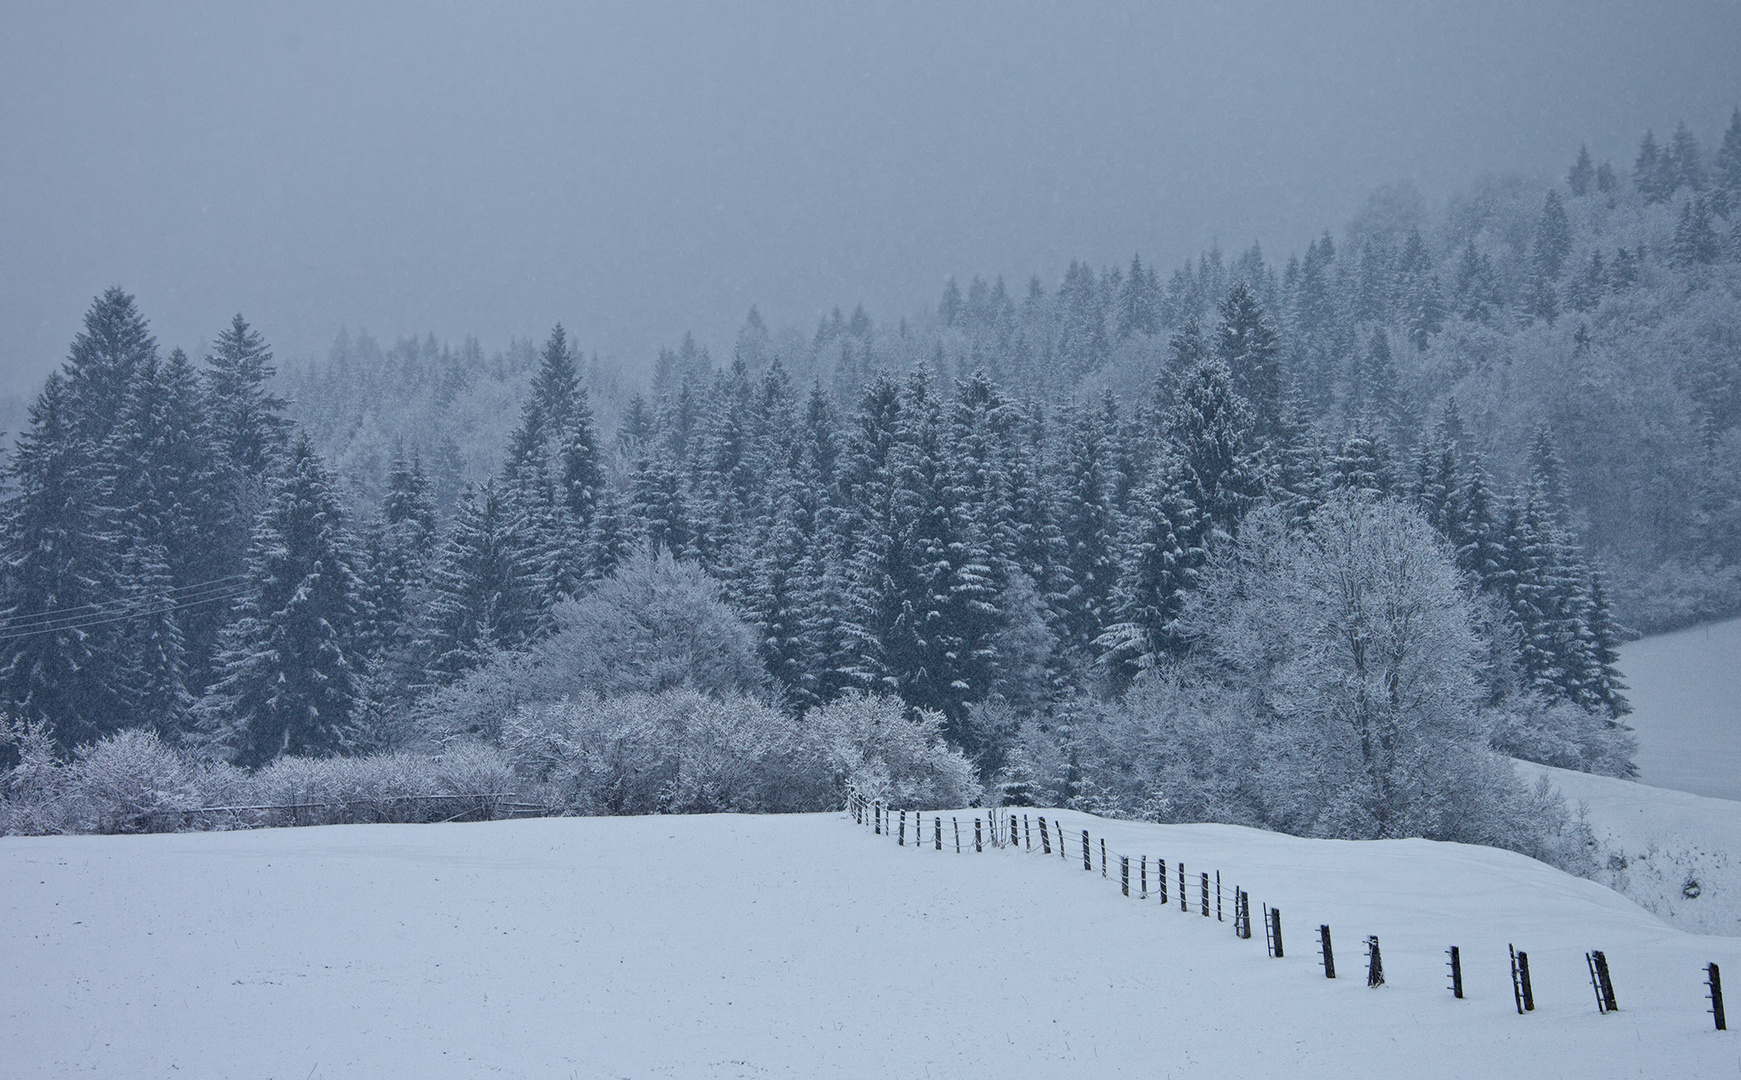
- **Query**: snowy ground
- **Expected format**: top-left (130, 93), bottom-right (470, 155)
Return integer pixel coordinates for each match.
top-left (5, 810), bottom-right (1739, 1078)
top-left (1617, 615), bottom-right (1741, 801)
top-left (1526, 761), bottom-right (1741, 937)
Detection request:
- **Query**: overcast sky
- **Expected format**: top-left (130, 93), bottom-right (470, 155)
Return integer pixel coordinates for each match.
top-left (2, 1), bottom-right (1738, 393)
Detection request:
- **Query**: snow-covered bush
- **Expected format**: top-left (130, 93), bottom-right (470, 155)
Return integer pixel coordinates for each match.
top-left (0, 718), bottom-right (75, 835)
top-left (505, 689), bottom-right (831, 815)
top-left (807, 693), bottom-right (982, 811)
top-left (1487, 694), bottom-right (1639, 778)
top-left (420, 551), bottom-right (768, 741)
top-left (247, 745), bottom-right (516, 824)
top-left (67, 729), bottom-right (201, 833)
top-left (503, 689), bottom-right (979, 815)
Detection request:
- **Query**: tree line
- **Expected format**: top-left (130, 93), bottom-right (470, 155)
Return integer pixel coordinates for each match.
top-left (0, 283), bottom-right (1630, 780)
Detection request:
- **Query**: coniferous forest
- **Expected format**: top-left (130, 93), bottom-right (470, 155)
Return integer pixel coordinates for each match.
top-left (7, 115), bottom-right (1741, 852)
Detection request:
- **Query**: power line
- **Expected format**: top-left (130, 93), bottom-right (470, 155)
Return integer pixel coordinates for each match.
top-left (0, 574), bottom-right (248, 634)
top-left (0, 584), bottom-right (251, 644)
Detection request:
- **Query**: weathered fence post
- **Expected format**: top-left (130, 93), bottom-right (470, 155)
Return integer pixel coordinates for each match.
top-left (1318, 925), bottom-right (1336, 979)
top-left (1447, 946), bottom-right (1463, 999)
top-left (935, 816), bottom-right (942, 851)
top-left (1141, 856), bottom-right (1148, 898)
top-left (1585, 951), bottom-right (1618, 1013)
top-left (1200, 872), bottom-right (1209, 916)
top-left (975, 817), bottom-right (983, 853)
top-left (898, 809), bottom-right (906, 846)
top-left (1710, 963), bottom-right (1728, 1031)
top-left (875, 801), bottom-right (882, 835)
top-left (1510, 946), bottom-right (1534, 1013)
top-left (1024, 815), bottom-right (1032, 850)
top-left (1178, 862), bottom-right (1187, 912)
top-left (1366, 936), bottom-right (1384, 987)
top-left (1121, 856), bottom-right (1130, 896)
top-left (1101, 838), bottom-right (1108, 878)
top-left (1082, 830), bottom-right (1092, 871)
top-left (1264, 905), bottom-right (1283, 957)
top-left (1038, 816), bottom-right (1051, 854)
top-left (1158, 860), bottom-right (1168, 905)
top-left (1216, 871), bottom-right (1222, 921)
top-left (954, 817), bottom-right (961, 853)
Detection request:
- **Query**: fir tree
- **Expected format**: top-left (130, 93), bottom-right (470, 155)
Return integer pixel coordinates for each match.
top-left (195, 435), bottom-right (367, 767)
top-left (1567, 143), bottom-right (1595, 197)
top-left (1166, 358), bottom-right (1260, 542)
top-left (1095, 456), bottom-right (1205, 687)
top-left (1533, 190), bottom-right (1573, 280)
top-left (1215, 283), bottom-right (1283, 442)
top-left (1714, 109), bottom-right (1741, 215)
top-left (418, 481), bottom-right (545, 682)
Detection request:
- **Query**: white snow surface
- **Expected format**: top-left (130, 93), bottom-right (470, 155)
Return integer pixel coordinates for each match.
top-left (1616, 615), bottom-right (1741, 801)
top-left (5, 809), bottom-right (1739, 1078)
top-left (1524, 760), bottom-right (1741, 937)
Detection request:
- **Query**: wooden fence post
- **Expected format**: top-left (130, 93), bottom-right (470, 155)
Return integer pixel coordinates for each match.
top-left (954, 817), bottom-right (961, 853)
top-left (1158, 860), bottom-right (1168, 905)
top-left (1510, 946), bottom-right (1534, 1013)
top-left (1263, 905), bottom-right (1283, 957)
top-left (1585, 951), bottom-right (1618, 1013)
top-left (1366, 936), bottom-right (1384, 987)
top-left (975, 817), bottom-right (983, 853)
top-left (1121, 856), bottom-right (1130, 896)
top-left (875, 801), bottom-right (882, 835)
top-left (1141, 856), bottom-right (1148, 898)
top-left (1178, 862), bottom-right (1186, 912)
top-left (898, 809), bottom-right (905, 846)
top-left (1318, 925), bottom-right (1336, 979)
top-left (1101, 838), bottom-right (1107, 877)
top-left (1216, 872), bottom-right (1222, 921)
top-left (1024, 815), bottom-right (1032, 850)
top-left (1082, 830), bottom-right (1092, 871)
top-left (1710, 963), bottom-right (1728, 1031)
top-left (1200, 872), bottom-right (1209, 916)
top-left (935, 816), bottom-right (942, 851)
top-left (1447, 946), bottom-right (1463, 999)
top-left (1038, 816), bottom-right (1051, 854)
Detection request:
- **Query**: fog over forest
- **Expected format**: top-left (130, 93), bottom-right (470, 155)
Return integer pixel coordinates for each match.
top-left (3, 2), bottom-right (1739, 392)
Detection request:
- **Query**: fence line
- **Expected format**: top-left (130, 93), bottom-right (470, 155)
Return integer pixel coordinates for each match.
top-left (840, 785), bottom-right (1729, 1032)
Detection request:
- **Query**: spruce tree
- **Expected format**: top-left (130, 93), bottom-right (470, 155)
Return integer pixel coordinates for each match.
top-left (1166, 358), bottom-right (1260, 542)
top-left (1215, 283), bottom-right (1284, 443)
top-left (196, 435), bottom-right (367, 767)
top-left (1533, 190), bottom-right (1573, 280)
top-left (1714, 109), bottom-right (1741, 215)
top-left (1096, 456), bottom-right (1205, 687)
top-left (418, 481), bottom-right (546, 682)
top-left (1567, 144), bottom-right (1595, 197)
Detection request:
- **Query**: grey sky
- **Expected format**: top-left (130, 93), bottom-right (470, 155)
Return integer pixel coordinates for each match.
top-left (2, 1), bottom-right (1738, 392)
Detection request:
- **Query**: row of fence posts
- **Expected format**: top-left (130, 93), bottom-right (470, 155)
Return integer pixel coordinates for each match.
top-left (842, 788), bottom-right (1731, 1030)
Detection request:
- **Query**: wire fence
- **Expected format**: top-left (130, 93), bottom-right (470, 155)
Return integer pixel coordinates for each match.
top-left (841, 786), bottom-right (1732, 1032)
top-left (137, 792), bottom-right (547, 831)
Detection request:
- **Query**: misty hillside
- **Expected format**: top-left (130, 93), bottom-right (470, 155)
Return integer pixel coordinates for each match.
top-left (284, 118), bottom-right (1741, 636)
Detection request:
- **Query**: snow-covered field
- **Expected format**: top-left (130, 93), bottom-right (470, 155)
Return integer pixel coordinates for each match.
top-left (1525, 761), bottom-right (1741, 937)
top-left (1617, 615), bottom-right (1741, 801)
top-left (4, 809), bottom-right (1738, 1078)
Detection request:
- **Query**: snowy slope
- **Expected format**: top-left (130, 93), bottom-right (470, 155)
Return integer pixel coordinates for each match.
top-left (1616, 615), bottom-right (1741, 801)
top-left (4, 811), bottom-right (1738, 1079)
top-left (1525, 761), bottom-right (1741, 937)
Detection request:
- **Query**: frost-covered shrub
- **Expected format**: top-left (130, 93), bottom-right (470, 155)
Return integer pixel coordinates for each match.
top-left (504, 690), bottom-right (833, 815)
top-left (420, 551), bottom-right (767, 741)
top-left (807, 693), bottom-right (982, 811)
top-left (503, 689), bottom-right (978, 815)
top-left (0, 719), bottom-right (76, 835)
top-left (1488, 695), bottom-right (1639, 778)
top-left (240, 745), bottom-right (514, 825)
top-left (68, 729), bottom-right (200, 834)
